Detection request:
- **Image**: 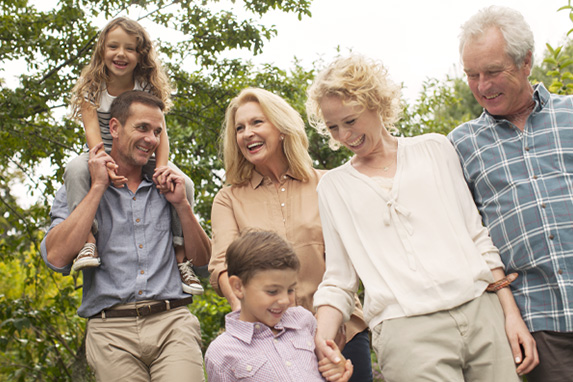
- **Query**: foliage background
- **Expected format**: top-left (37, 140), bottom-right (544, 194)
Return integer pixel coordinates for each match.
top-left (1, 0), bottom-right (572, 380)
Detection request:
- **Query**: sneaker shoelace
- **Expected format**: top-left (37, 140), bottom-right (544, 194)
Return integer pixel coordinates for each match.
top-left (179, 263), bottom-right (200, 283)
top-left (78, 243), bottom-right (97, 259)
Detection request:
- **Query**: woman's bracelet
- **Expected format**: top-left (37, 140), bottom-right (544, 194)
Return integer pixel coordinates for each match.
top-left (486, 272), bottom-right (518, 293)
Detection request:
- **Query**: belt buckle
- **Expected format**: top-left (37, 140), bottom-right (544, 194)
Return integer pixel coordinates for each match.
top-left (136, 304), bottom-right (152, 317)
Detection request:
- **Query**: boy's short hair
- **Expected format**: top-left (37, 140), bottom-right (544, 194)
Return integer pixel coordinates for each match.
top-left (226, 230), bottom-right (300, 285)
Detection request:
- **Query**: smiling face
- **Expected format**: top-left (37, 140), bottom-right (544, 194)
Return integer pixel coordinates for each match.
top-left (232, 269), bottom-right (297, 331)
top-left (234, 101), bottom-right (286, 171)
top-left (103, 26), bottom-right (139, 81)
top-left (462, 26), bottom-right (533, 118)
top-left (320, 95), bottom-right (384, 158)
top-left (110, 102), bottom-right (163, 168)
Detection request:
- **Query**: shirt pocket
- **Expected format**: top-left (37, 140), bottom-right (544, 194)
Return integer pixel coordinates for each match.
top-left (147, 200), bottom-right (171, 232)
top-left (290, 336), bottom-right (319, 371)
top-left (232, 356), bottom-right (268, 379)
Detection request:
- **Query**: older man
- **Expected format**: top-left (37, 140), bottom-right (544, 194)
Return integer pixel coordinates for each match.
top-left (41, 91), bottom-right (211, 381)
top-left (449, 6), bottom-right (572, 381)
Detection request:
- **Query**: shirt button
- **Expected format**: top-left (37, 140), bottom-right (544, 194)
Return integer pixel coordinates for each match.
top-left (246, 365), bottom-right (252, 372)
top-left (525, 146), bottom-right (530, 151)
top-left (132, 197), bottom-right (136, 201)
top-left (541, 203), bottom-right (546, 208)
top-left (558, 269), bottom-right (563, 275)
top-left (274, 339), bottom-right (278, 343)
top-left (255, 324), bottom-right (260, 329)
top-left (532, 175), bottom-right (538, 180)
top-left (136, 218), bottom-right (140, 223)
top-left (138, 290), bottom-right (143, 295)
top-left (286, 361), bottom-right (292, 367)
top-left (140, 270), bottom-right (144, 275)
top-left (549, 234), bottom-right (554, 240)
top-left (139, 244), bottom-right (143, 248)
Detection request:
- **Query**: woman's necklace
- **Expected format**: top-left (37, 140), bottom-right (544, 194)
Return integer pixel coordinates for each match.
top-left (354, 155), bottom-right (396, 172)
top-left (359, 156), bottom-right (396, 172)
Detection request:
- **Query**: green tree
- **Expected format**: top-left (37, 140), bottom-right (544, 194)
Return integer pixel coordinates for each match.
top-left (0, 0), bottom-right (328, 380)
top-left (531, 40), bottom-right (573, 93)
top-left (532, 1), bottom-right (573, 94)
top-left (397, 76), bottom-right (481, 138)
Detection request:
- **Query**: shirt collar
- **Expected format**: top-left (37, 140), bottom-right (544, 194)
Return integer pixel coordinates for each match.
top-left (225, 308), bottom-right (303, 344)
top-left (142, 171), bottom-right (153, 182)
top-left (532, 82), bottom-right (550, 111)
top-left (249, 169), bottom-right (300, 189)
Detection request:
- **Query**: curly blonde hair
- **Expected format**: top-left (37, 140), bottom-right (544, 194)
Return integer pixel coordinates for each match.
top-left (70, 17), bottom-right (173, 120)
top-left (306, 54), bottom-right (402, 150)
top-left (221, 88), bottom-right (313, 186)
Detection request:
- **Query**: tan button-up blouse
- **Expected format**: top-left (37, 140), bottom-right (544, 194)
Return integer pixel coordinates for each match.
top-left (209, 168), bottom-right (367, 341)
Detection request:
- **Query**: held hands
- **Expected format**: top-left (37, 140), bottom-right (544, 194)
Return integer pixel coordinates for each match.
top-left (89, 143), bottom-right (127, 188)
top-left (153, 165), bottom-right (173, 194)
top-left (317, 340), bottom-right (353, 382)
top-left (105, 162), bottom-right (127, 188)
top-left (153, 166), bottom-right (186, 205)
top-left (88, 143), bottom-right (114, 189)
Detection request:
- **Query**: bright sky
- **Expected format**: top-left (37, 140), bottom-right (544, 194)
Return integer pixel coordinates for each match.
top-left (9, 0), bottom-right (573, 103)
top-left (232, 0), bottom-right (572, 102)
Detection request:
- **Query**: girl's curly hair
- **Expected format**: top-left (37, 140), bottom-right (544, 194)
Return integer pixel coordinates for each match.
top-left (70, 17), bottom-right (173, 120)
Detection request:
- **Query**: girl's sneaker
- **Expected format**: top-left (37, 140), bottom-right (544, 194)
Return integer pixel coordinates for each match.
top-left (178, 260), bottom-right (204, 295)
top-left (72, 243), bottom-right (101, 272)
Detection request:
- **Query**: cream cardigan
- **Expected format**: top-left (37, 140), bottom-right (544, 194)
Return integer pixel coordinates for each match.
top-left (313, 133), bottom-right (504, 329)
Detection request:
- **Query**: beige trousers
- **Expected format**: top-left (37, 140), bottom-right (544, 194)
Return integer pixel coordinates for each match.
top-left (86, 305), bottom-right (204, 382)
top-left (371, 293), bottom-right (521, 382)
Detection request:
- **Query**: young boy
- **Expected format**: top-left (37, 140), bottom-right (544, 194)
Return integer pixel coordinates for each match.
top-left (205, 230), bottom-right (353, 382)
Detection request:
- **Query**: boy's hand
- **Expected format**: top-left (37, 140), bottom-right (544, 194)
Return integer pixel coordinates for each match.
top-left (105, 162), bottom-right (127, 188)
top-left (318, 340), bottom-right (353, 382)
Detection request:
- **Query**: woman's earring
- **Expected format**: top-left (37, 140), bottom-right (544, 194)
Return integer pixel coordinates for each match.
top-left (280, 135), bottom-right (285, 141)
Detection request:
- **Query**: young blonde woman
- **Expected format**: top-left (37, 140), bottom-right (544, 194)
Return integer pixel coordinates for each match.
top-left (306, 54), bottom-right (539, 381)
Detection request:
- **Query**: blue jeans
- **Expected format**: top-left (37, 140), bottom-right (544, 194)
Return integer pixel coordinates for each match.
top-left (342, 329), bottom-right (373, 382)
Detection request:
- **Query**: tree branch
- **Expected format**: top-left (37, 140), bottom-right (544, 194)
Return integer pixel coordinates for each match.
top-left (38, 34), bottom-right (98, 85)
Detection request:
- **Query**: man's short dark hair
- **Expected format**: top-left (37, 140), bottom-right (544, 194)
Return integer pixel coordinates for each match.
top-left (110, 90), bottom-right (165, 125)
top-left (226, 230), bottom-right (300, 285)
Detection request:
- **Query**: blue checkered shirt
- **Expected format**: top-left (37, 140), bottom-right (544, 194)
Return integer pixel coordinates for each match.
top-left (448, 83), bottom-right (573, 333)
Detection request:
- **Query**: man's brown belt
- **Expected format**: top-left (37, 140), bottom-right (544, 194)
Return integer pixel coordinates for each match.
top-left (89, 296), bottom-right (194, 319)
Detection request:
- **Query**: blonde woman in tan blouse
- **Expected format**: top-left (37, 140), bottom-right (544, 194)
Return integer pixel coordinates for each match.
top-left (209, 88), bottom-right (372, 381)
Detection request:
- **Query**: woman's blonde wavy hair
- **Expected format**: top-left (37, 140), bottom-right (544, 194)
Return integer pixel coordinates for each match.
top-left (221, 88), bottom-right (313, 186)
top-left (70, 17), bottom-right (173, 120)
top-left (306, 54), bottom-right (402, 150)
